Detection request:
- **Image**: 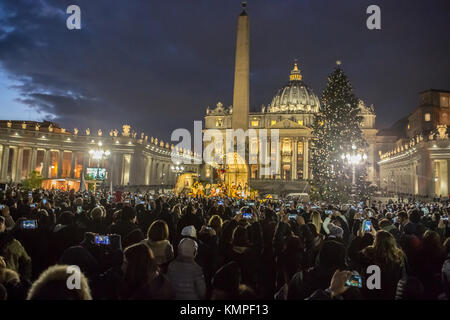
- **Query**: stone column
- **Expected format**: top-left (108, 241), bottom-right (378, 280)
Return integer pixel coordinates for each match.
top-left (15, 147), bottom-right (24, 182)
top-left (29, 148), bottom-right (37, 174)
top-left (303, 139), bottom-right (309, 180)
top-left (57, 150), bottom-right (63, 178)
top-left (276, 138), bottom-right (282, 180)
top-left (1, 145), bottom-right (10, 180)
top-left (42, 149), bottom-right (50, 179)
top-left (292, 138), bottom-right (298, 180)
top-left (70, 151), bottom-right (76, 178)
top-left (145, 157), bottom-right (151, 185)
top-left (9, 147), bottom-right (18, 182)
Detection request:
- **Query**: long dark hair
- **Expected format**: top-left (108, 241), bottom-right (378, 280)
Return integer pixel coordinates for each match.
top-left (122, 243), bottom-right (158, 297)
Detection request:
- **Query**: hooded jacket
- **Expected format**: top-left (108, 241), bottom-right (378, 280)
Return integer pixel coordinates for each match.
top-left (167, 255), bottom-right (206, 300)
top-left (141, 239), bottom-right (174, 266)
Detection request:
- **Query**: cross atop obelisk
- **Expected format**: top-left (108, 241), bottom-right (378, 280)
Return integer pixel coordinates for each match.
top-left (231, 1), bottom-right (250, 130)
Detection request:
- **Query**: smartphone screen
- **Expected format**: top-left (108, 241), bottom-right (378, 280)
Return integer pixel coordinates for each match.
top-left (345, 274), bottom-right (363, 288)
top-left (22, 220), bottom-right (38, 229)
top-left (42, 198), bottom-right (47, 205)
top-left (288, 214), bottom-right (297, 220)
top-left (325, 210), bottom-right (333, 215)
top-left (30, 203), bottom-right (36, 208)
top-left (364, 220), bottom-right (372, 232)
top-left (242, 212), bottom-right (252, 219)
top-left (95, 235), bottom-right (110, 245)
top-left (77, 206), bottom-right (83, 214)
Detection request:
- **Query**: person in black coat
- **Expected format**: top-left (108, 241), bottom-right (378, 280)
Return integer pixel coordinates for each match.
top-left (226, 212), bottom-right (263, 294)
top-left (109, 206), bottom-right (140, 247)
top-left (287, 239), bottom-right (347, 300)
top-left (51, 211), bottom-right (84, 264)
top-left (177, 204), bottom-right (204, 235)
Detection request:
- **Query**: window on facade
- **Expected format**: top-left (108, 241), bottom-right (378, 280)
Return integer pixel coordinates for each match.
top-left (215, 118), bottom-right (223, 127)
top-left (407, 123), bottom-right (410, 130)
top-left (282, 140), bottom-right (292, 153)
top-left (298, 142), bottom-right (303, 155)
top-left (251, 120), bottom-right (259, 127)
top-left (297, 120), bottom-right (303, 126)
top-left (297, 141), bottom-right (303, 180)
top-left (62, 151), bottom-right (72, 178)
top-left (271, 120), bottom-right (277, 126)
top-left (441, 96), bottom-right (449, 108)
top-left (424, 113), bottom-right (431, 122)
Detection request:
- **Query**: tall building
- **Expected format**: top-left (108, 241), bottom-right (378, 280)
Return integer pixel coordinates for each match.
top-left (379, 89), bottom-right (450, 197)
top-left (203, 3), bottom-right (380, 195)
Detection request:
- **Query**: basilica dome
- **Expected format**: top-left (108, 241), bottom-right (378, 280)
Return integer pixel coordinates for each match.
top-left (267, 62), bottom-right (320, 113)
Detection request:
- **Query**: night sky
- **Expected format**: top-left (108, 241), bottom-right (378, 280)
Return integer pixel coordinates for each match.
top-left (0, 0), bottom-right (449, 140)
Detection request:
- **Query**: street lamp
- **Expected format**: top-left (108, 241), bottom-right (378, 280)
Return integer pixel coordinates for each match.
top-left (89, 141), bottom-right (111, 192)
top-left (341, 145), bottom-right (367, 199)
top-left (171, 163), bottom-right (185, 177)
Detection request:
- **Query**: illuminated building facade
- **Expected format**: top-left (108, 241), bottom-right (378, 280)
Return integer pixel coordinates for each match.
top-left (0, 120), bottom-right (199, 190)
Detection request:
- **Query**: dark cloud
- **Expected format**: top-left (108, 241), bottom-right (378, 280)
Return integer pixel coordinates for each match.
top-left (0, 0), bottom-right (449, 139)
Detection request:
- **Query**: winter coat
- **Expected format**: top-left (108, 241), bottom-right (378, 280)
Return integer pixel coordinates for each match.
top-left (120, 273), bottom-right (174, 300)
top-left (141, 239), bottom-right (174, 267)
top-left (167, 256), bottom-right (206, 300)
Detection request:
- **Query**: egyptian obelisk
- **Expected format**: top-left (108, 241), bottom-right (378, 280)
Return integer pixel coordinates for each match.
top-left (226, 1), bottom-right (250, 189)
top-left (231, 1), bottom-right (250, 130)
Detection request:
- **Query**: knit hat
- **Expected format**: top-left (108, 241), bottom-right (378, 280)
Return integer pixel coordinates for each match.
top-left (181, 225), bottom-right (197, 238)
top-left (328, 223), bottom-right (344, 239)
top-left (178, 238), bottom-right (198, 258)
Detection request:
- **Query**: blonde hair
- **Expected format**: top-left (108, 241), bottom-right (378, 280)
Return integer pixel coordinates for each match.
top-left (363, 230), bottom-right (405, 266)
top-left (27, 265), bottom-right (92, 300)
top-left (0, 268), bottom-right (20, 285)
top-left (311, 211), bottom-right (323, 234)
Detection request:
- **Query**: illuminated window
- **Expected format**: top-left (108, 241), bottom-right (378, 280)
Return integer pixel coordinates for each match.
top-left (251, 120), bottom-right (259, 127)
top-left (424, 113), bottom-right (431, 122)
top-left (407, 123), bottom-right (410, 129)
top-left (215, 118), bottom-right (223, 127)
top-left (297, 142), bottom-right (303, 155)
top-left (282, 139), bottom-right (292, 153)
top-left (271, 120), bottom-right (277, 126)
top-left (297, 120), bottom-right (303, 126)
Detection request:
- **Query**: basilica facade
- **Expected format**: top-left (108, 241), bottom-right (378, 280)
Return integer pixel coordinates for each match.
top-left (204, 62), bottom-right (381, 193)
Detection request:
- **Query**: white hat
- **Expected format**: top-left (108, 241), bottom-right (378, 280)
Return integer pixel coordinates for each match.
top-left (178, 238), bottom-right (198, 258)
top-left (181, 225), bottom-right (197, 238)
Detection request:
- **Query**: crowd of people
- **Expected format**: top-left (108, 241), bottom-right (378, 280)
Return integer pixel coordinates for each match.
top-left (0, 187), bottom-right (449, 300)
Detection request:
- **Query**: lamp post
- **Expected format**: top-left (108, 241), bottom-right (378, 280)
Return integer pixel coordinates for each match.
top-left (171, 163), bottom-right (185, 183)
top-left (88, 141), bottom-right (111, 192)
top-left (341, 145), bottom-right (367, 200)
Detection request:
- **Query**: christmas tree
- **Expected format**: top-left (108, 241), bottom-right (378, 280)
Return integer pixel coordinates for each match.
top-left (310, 62), bottom-right (367, 202)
